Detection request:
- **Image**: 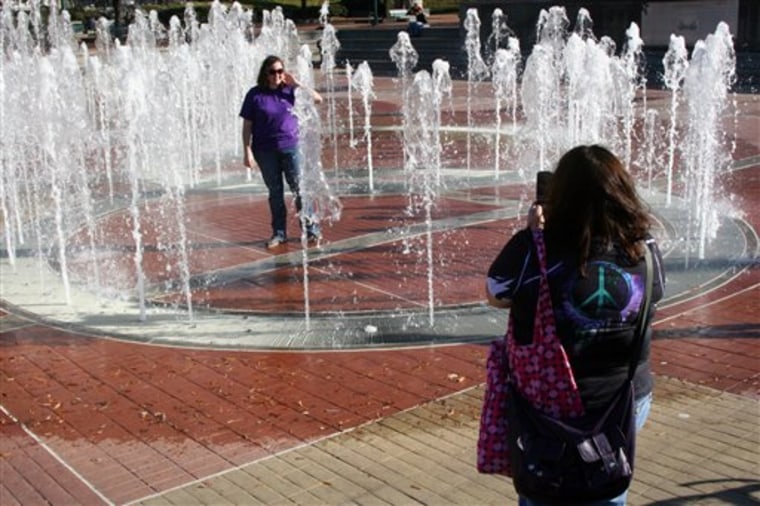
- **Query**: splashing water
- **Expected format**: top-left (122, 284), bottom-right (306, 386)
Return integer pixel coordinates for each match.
top-left (682, 22), bottom-right (736, 260)
top-left (351, 61), bottom-right (376, 192)
top-left (464, 8), bottom-right (489, 172)
top-left (320, 23), bottom-right (340, 172)
top-left (487, 8), bottom-right (511, 63)
top-left (521, 7), bottom-right (649, 179)
top-left (431, 59), bottom-right (453, 186)
top-left (642, 109), bottom-right (660, 191)
top-left (295, 44), bottom-right (342, 328)
top-left (294, 46), bottom-right (318, 329)
top-left (618, 22), bottom-right (646, 169)
top-left (404, 70), bottom-right (441, 326)
top-left (346, 60), bottom-right (356, 147)
top-left (523, 9), bottom-right (736, 262)
top-left (319, 0), bottom-right (330, 27)
top-left (662, 34), bottom-right (689, 206)
top-left (0, 2), bottom-right (741, 345)
top-left (295, 45), bottom-right (343, 229)
top-left (2, 0), bottom-right (269, 320)
top-left (258, 7), bottom-right (300, 68)
top-left (520, 7), bottom-right (567, 171)
top-left (537, 5), bottom-right (570, 59)
top-left (389, 31), bottom-right (419, 78)
top-left (491, 40), bottom-right (520, 178)
top-left (389, 31), bottom-right (419, 170)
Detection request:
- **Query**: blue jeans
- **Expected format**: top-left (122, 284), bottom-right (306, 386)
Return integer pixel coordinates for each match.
top-left (253, 148), bottom-right (317, 238)
top-left (518, 393), bottom-right (653, 506)
top-left (408, 21), bottom-right (424, 37)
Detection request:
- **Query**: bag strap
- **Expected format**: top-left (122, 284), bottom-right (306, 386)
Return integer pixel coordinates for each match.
top-left (532, 228), bottom-right (549, 276)
top-left (626, 242), bottom-right (654, 381)
top-left (531, 229), bottom-right (558, 346)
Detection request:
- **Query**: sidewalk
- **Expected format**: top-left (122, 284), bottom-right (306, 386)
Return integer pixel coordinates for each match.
top-left (133, 377), bottom-right (759, 505)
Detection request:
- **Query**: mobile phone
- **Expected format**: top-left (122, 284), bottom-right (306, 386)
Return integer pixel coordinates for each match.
top-left (536, 171), bottom-right (553, 204)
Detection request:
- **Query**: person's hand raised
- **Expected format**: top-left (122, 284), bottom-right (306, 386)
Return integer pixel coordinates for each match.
top-left (284, 72), bottom-right (323, 104)
top-left (282, 71), bottom-right (299, 88)
top-left (528, 203), bottom-right (545, 231)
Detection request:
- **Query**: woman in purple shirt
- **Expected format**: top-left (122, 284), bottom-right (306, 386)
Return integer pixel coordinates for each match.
top-left (240, 55), bottom-right (323, 249)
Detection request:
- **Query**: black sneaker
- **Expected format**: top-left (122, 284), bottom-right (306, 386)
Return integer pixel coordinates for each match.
top-left (266, 234), bottom-right (287, 249)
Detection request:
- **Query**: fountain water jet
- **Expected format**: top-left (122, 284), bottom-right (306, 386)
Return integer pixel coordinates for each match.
top-left (521, 7), bottom-right (567, 171)
top-left (491, 41), bottom-right (520, 178)
top-left (404, 70), bottom-right (442, 326)
top-left (487, 8), bottom-right (511, 63)
top-left (682, 22), bottom-right (736, 260)
top-left (345, 61), bottom-right (356, 148)
top-left (431, 59), bottom-right (452, 186)
top-left (618, 22), bottom-right (646, 169)
top-left (464, 8), bottom-right (489, 172)
top-left (662, 34), bottom-right (689, 206)
top-left (390, 31), bottom-right (418, 173)
top-left (320, 22), bottom-right (340, 173)
top-left (319, 0), bottom-right (330, 27)
top-left (351, 61), bottom-right (375, 192)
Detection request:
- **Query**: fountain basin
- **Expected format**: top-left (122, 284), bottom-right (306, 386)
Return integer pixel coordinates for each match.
top-left (1, 166), bottom-right (754, 349)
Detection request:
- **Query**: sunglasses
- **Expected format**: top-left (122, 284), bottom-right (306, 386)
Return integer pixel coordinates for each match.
top-left (268, 68), bottom-right (285, 75)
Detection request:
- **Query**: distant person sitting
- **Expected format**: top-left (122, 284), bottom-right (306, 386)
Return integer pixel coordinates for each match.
top-left (407, 3), bottom-right (428, 37)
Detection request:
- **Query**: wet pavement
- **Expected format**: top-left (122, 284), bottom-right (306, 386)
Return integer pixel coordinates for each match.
top-left (1, 79), bottom-right (758, 505)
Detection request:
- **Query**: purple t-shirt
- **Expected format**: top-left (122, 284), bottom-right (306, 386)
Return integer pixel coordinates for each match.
top-left (239, 85), bottom-right (298, 151)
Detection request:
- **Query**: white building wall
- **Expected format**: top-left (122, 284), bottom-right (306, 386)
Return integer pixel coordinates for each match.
top-left (641, 0), bottom-right (739, 46)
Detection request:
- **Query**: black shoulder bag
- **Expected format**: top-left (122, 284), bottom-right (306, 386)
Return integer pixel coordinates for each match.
top-left (507, 245), bottom-right (654, 504)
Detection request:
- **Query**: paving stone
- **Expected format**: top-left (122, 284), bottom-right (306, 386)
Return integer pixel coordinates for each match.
top-left (149, 487), bottom-right (205, 505)
top-left (351, 491), bottom-right (393, 505)
top-left (202, 476), bottom-right (260, 505)
top-left (135, 496), bottom-right (174, 506)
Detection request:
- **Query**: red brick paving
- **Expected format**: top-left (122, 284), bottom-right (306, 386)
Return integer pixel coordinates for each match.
top-left (1, 326), bottom-right (489, 504)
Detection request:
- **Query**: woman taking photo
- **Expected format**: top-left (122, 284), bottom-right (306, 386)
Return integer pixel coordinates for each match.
top-left (485, 145), bottom-right (666, 505)
top-left (240, 55), bottom-right (322, 249)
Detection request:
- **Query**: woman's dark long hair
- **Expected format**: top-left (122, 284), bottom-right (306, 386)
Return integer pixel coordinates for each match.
top-left (256, 55), bottom-right (282, 89)
top-left (544, 145), bottom-right (651, 272)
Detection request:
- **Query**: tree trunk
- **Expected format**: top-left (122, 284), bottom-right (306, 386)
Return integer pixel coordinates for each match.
top-left (113, 0), bottom-right (121, 28)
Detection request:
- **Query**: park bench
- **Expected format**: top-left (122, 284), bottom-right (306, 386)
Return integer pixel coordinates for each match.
top-left (388, 9), bottom-right (409, 21)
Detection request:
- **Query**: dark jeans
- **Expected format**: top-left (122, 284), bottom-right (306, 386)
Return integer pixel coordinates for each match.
top-left (253, 148), bottom-right (317, 238)
top-left (408, 21), bottom-right (424, 37)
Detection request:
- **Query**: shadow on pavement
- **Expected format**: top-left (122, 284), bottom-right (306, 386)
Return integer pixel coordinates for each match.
top-left (644, 478), bottom-right (760, 505)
